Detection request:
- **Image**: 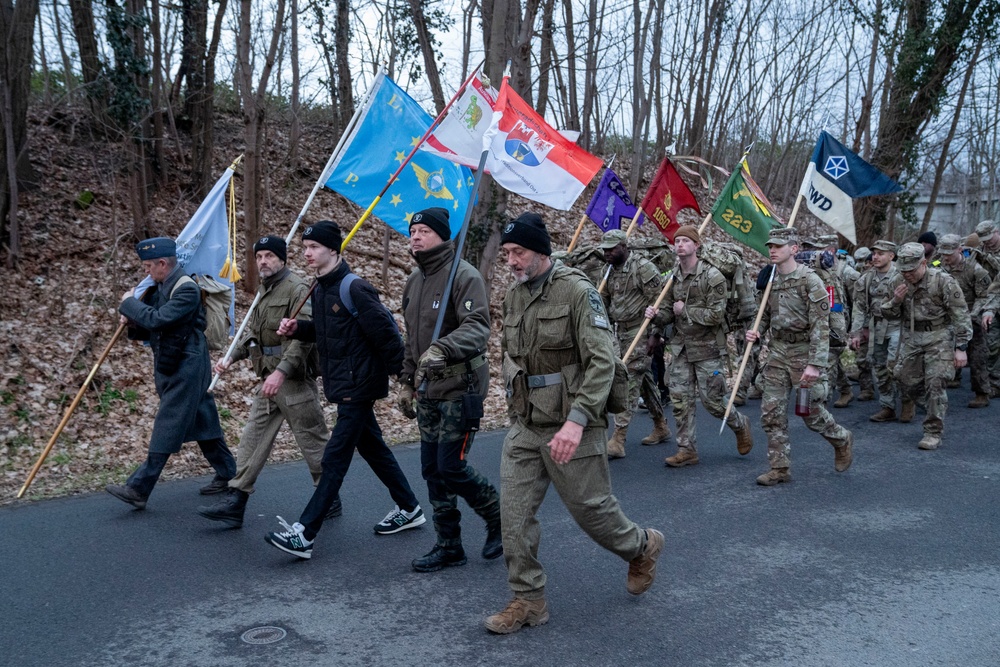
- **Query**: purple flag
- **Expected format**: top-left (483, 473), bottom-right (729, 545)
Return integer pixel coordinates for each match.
top-left (584, 168), bottom-right (642, 232)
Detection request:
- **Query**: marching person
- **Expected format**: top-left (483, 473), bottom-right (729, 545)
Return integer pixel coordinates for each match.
top-left (936, 233), bottom-right (991, 407)
top-left (397, 207), bottom-right (502, 573)
top-left (106, 237), bottom-right (236, 509)
top-left (881, 243), bottom-right (971, 450)
top-left (972, 220), bottom-right (1000, 396)
top-left (643, 225), bottom-right (753, 467)
top-left (264, 221), bottom-right (425, 559)
top-left (198, 235), bottom-right (337, 528)
top-left (745, 228), bottom-right (853, 486)
top-left (850, 240), bottom-right (905, 422)
top-left (600, 229), bottom-right (671, 458)
top-left (485, 212), bottom-right (663, 634)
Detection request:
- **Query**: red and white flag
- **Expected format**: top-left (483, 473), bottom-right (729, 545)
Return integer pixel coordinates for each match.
top-left (481, 78), bottom-right (602, 210)
top-left (422, 68), bottom-right (498, 169)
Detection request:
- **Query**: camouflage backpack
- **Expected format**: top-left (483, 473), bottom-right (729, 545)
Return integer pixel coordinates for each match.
top-left (627, 236), bottom-right (676, 276)
top-left (697, 241), bottom-right (757, 327)
top-left (552, 244), bottom-right (606, 286)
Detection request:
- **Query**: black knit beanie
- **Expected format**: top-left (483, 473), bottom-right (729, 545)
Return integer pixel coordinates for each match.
top-left (409, 207), bottom-right (452, 241)
top-left (253, 235), bottom-right (287, 262)
top-left (302, 220), bottom-right (344, 252)
top-left (500, 212), bottom-right (552, 256)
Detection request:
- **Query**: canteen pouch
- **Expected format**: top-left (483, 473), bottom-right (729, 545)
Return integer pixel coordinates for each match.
top-left (461, 391), bottom-right (484, 432)
top-left (606, 357), bottom-right (630, 414)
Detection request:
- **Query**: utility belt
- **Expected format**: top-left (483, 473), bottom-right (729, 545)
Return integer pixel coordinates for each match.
top-left (527, 372), bottom-right (562, 388)
top-left (772, 330), bottom-right (810, 344)
top-left (615, 316), bottom-right (645, 332)
top-left (425, 353), bottom-right (488, 381)
top-left (910, 317), bottom-right (946, 332)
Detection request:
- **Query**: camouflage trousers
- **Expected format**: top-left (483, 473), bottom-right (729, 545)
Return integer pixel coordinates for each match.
top-left (966, 323), bottom-right (990, 395)
top-left (499, 419), bottom-right (644, 599)
top-left (668, 351), bottom-right (747, 453)
top-left (229, 377), bottom-right (327, 494)
top-left (870, 329), bottom-right (901, 411)
top-left (829, 343), bottom-right (852, 395)
top-left (760, 342), bottom-right (851, 470)
top-left (417, 398), bottom-right (500, 549)
top-left (893, 332), bottom-right (954, 436)
top-left (732, 323), bottom-right (761, 399)
top-left (985, 321), bottom-right (1000, 393)
top-left (855, 336), bottom-right (875, 395)
top-left (612, 329), bottom-right (665, 430)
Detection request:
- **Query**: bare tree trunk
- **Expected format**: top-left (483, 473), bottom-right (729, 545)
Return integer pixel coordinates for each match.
top-left (335, 0), bottom-right (354, 133)
top-left (148, 0), bottom-right (166, 184)
top-left (52, 0), bottom-right (77, 96)
top-left (68, 0), bottom-right (106, 116)
top-left (407, 0), bottom-right (446, 113)
top-left (289, 0), bottom-right (301, 168)
top-left (536, 0), bottom-right (555, 117)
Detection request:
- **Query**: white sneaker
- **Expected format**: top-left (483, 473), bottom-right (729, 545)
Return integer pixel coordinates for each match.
top-left (374, 505), bottom-right (426, 535)
top-left (265, 516), bottom-right (313, 559)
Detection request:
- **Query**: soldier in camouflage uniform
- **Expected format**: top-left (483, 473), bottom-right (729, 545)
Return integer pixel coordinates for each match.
top-left (850, 240), bottom-right (906, 422)
top-left (599, 229), bottom-right (670, 458)
top-left (880, 243), bottom-right (971, 450)
top-left (643, 225), bottom-right (753, 467)
top-left (802, 234), bottom-right (855, 408)
top-left (199, 236), bottom-right (330, 528)
top-left (971, 220), bottom-right (1000, 397)
top-left (395, 208), bottom-right (502, 573)
top-left (937, 234), bottom-right (991, 407)
top-left (850, 247), bottom-right (876, 400)
top-left (745, 228), bottom-right (853, 486)
top-left (485, 213), bottom-right (664, 635)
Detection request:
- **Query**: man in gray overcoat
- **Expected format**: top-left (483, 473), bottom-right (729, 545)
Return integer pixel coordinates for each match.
top-left (106, 237), bottom-right (235, 509)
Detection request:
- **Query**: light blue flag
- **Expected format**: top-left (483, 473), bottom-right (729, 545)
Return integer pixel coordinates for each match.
top-left (135, 168), bottom-right (236, 333)
top-left (797, 130), bottom-right (902, 243)
top-left (324, 72), bottom-right (474, 237)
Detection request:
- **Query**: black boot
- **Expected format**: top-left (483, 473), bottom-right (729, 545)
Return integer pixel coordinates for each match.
top-left (197, 489), bottom-right (248, 528)
top-left (411, 545), bottom-right (467, 573)
top-left (482, 518), bottom-right (503, 560)
top-left (324, 494), bottom-right (343, 520)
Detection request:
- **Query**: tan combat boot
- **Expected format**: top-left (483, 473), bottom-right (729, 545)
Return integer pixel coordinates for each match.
top-left (968, 393), bottom-right (991, 409)
top-left (833, 390), bottom-right (854, 408)
top-left (747, 386), bottom-right (763, 400)
top-left (606, 427), bottom-right (627, 459)
top-left (733, 420), bottom-right (754, 456)
top-left (626, 528), bottom-right (665, 595)
top-left (484, 598), bottom-right (549, 634)
top-left (899, 400), bottom-right (916, 423)
top-left (918, 433), bottom-right (941, 450)
top-left (664, 448), bottom-right (700, 467)
top-left (641, 417), bottom-right (671, 445)
top-left (946, 378), bottom-right (961, 389)
top-left (834, 432), bottom-right (853, 472)
top-left (858, 389), bottom-right (876, 401)
top-left (756, 468), bottom-right (791, 486)
top-left (869, 406), bottom-right (897, 422)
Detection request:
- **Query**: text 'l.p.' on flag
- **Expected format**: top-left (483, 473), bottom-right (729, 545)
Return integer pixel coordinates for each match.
top-left (585, 168), bottom-right (639, 232)
top-left (325, 72), bottom-right (474, 237)
top-left (482, 78), bottom-right (602, 210)
top-left (798, 130), bottom-right (902, 244)
top-left (710, 162), bottom-right (782, 257)
top-left (422, 68), bottom-right (497, 169)
top-left (640, 157), bottom-right (701, 242)
top-left (134, 167), bottom-right (236, 332)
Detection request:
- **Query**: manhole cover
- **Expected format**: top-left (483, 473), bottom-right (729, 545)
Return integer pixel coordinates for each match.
top-left (241, 626), bottom-right (287, 645)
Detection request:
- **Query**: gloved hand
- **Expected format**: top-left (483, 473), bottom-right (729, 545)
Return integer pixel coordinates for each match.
top-left (417, 344), bottom-right (448, 372)
top-left (397, 383), bottom-right (417, 419)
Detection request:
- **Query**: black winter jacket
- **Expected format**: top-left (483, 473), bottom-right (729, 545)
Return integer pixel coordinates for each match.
top-left (292, 260), bottom-right (403, 403)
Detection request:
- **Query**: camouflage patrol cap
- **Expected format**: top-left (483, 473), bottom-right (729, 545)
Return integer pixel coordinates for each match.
top-left (854, 246), bottom-right (871, 262)
top-left (895, 242), bottom-right (926, 271)
top-left (804, 233), bottom-right (838, 249)
top-left (936, 233), bottom-right (962, 255)
top-left (765, 227), bottom-right (799, 247)
top-left (599, 229), bottom-right (629, 249)
top-left (975, 219), bottom-right (997, 242)
top-left (871, 240), bottom-right (897, 254)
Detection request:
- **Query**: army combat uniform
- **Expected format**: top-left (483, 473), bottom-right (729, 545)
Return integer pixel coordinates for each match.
top-left (937, 234), bottom-right (991, 405)
top-left (850, 240), bottom-right (904, 421)
top-left (803, 236), bottom-right (853, 407)
top-left (881, 243), bottom-right (972, 450)
top-left (971, 220), bottom-right (1000, 396)
top-left (756, 229), bottom-right (853, 485)
top-left (656, 256), bottom-right (753, 466)
top-left (601, 231), bottom-right (669, 456)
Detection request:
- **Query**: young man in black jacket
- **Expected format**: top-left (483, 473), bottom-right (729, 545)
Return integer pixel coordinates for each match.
top-left (266, 221), bottom-right (425, 559)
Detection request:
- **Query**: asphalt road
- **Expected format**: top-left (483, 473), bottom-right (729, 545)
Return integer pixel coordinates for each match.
top-left (2, 376), bottom-right (999, 667)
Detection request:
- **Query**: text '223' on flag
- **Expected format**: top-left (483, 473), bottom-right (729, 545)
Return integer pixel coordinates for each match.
top-left (481, 78), bottom-right (602, 210)
top-left (710, 163), bottom-right (782, 257)
top-left (798, 130), bottom-right (902, 244)
top-left (325, 72), bottom-right (474, 237)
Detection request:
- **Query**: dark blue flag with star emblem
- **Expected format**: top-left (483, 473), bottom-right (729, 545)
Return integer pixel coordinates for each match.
top-left (325, 72), bottom-right (474, 237)
top-left (797, 130), bottom-right (902, 244)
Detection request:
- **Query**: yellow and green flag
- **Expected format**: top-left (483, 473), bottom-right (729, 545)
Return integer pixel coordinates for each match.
top-left (710, 162), bottom-right (782, 256)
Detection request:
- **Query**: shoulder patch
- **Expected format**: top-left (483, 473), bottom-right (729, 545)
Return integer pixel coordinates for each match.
top-left (463, 298), bottom-right (474, 312)
top-left (587, 288), bottom-right (605, 314)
